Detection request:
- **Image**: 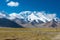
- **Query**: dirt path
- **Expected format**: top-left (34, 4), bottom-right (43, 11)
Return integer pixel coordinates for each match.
top-left (52, 32), bottom-right (60, 40)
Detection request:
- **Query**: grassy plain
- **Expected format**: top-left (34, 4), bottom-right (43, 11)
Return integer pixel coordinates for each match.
top-left (0, 28), bottom-right (60, 40)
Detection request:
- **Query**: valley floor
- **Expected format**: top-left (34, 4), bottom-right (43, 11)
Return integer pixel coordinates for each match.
top-left (0, 28), bottom-right (60, 40)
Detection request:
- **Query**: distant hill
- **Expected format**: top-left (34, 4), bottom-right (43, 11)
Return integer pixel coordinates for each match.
top-left (0, 18), bottom-right (23, 28)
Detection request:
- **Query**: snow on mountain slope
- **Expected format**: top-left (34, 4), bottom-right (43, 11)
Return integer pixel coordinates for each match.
top-left (18, 11), bottom-right (57, 23)
top-left (28, 13), bottom-right (40, 22)
top-left (0, 11), bottom-right (59, 23)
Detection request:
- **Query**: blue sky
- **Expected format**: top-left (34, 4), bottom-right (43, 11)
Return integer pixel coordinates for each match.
top-left (0, 0), bottom-right (60, 18)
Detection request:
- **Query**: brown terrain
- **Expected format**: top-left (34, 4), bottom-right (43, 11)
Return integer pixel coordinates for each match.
top-left (0, 28), bottom-right (60, 40)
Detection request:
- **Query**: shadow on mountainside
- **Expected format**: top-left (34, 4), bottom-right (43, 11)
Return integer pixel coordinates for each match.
top-left (0, 18), bottom-right (23, 28)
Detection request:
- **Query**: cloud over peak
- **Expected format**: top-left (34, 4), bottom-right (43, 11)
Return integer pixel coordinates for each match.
top-left (7, 1), bottom-right (19, 7)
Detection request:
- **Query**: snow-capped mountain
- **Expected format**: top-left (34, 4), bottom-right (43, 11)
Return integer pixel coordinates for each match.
top-left (7, 11), bottom-right (57, 23)
top-left (19, 11), bottom-right (58, 23)
top-left (0, 11), bottom-right (59, 28)
top-left (0, 11), bottom-right (58, 22)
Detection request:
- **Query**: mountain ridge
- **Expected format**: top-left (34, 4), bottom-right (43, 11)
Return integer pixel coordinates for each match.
top-left (0, 11), bottom-right (60, 28)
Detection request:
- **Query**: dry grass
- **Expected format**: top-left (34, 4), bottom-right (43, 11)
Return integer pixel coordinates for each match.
top-left (0, 28), bottom-right (59, 40)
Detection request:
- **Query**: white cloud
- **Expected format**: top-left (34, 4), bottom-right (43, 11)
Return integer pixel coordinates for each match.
top-left (8, 13), bottom-right (22, 20)
top-left (0, 12), bottom-right (6, 18)
top-left (46, 14), bottom-right (56, 21)
top-left (35, 12), bottom-right (56, 21)
top-left (7, 1), bottom-right (19, 7)
top-left (8, 13), bottom-right (19, 20)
